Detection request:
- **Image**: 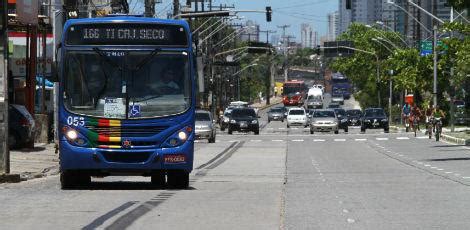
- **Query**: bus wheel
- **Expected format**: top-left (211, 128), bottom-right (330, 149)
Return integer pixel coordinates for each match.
top-left (60, 171), bottom-right (75, 189)
top-left (151, 171), bottom-right (166, 188)
top-left (167, 170), bottom-right (189, 189)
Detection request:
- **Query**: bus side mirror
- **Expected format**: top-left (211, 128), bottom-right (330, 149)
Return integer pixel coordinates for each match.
top-left (52, 43), bottom-right (62, 82)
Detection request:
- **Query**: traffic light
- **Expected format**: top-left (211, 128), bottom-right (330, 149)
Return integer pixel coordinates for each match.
top-left (315, 45), bottom-right (320, 55)
top-left (266, 6), bottom-right (272, 22)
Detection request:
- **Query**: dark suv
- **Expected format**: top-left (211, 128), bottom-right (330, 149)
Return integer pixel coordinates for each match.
top-left (360, 108), bottom-right (389, 133)
top-left (228, 108), bottom-right (260, 135)
top-left (333, 108), bottom-right (348, 132)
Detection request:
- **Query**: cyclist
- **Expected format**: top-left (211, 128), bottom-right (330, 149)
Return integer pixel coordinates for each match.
top-left (432, 105), bottom-right (446, 137)
top-left (424, 105), bottom-right (434, 134)
top-left (402, 102), bottom-right (412, 129)
top-left (411, 104), bottom-right (422, 130)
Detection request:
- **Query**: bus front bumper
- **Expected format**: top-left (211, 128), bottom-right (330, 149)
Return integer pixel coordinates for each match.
top-left (59, 140), bottom-right (194, 175)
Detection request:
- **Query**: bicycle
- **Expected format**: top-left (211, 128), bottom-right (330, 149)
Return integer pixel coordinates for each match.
top-left (426, 117), bottom-right (433, 139)
top-left (412, 116), bottom-right (419, 137)
top-left (434, 117), bottom-right (442, 141)
top-left (403, 114), bottom-right (410, 132)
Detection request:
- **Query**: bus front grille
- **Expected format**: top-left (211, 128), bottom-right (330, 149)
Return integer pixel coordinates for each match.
top-left (101, 151), bottom-right (152, 163)
top-left (86, 125), bottom-right (169, 137)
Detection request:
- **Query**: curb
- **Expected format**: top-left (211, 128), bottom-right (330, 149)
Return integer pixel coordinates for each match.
top-left (441, 134), bottom-right (470, 146)
top-left (0, 174), bottom-right (21, 183)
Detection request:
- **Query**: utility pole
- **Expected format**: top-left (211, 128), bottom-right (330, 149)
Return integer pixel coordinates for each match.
top-left (277, 25), bottom-right (289, 82)
top-left (432, 25), bottom-right (437, 108)
top-left (0, 0), bottom-right (9, 174)
top-left (145, 0), bottom-right (155, 17)
top-left (173, 0), bottom-right (179, 17)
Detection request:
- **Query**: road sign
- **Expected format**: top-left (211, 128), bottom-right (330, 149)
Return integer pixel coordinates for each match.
top-left (420, 40), bottom-right (448, 56)
top-left (323, 41), bottom-right (354, 57)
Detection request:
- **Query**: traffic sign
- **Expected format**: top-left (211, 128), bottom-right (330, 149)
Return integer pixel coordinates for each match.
top-left (420, 40), bottom-right (448, 56)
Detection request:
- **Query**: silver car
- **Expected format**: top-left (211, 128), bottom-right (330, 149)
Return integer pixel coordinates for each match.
top-left (309, 109), bottom-right (339, 134)
top-left (195, 110), bottom-right (216, 143)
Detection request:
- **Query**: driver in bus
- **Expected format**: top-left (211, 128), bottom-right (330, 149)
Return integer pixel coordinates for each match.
top-left (152, 67), bottom-right (181, 94)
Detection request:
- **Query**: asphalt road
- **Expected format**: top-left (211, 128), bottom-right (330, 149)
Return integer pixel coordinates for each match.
top-left (1, 98), bottom-right (470, 229)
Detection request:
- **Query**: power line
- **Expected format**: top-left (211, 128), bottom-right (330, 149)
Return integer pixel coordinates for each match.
top-left (273, 0), bottom-right (330, 10)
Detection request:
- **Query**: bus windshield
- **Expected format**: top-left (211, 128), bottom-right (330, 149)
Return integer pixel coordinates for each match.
top-left (64, 50), bottom-right (191, 119)
top-left (283, 84), bottom-right (305, 95)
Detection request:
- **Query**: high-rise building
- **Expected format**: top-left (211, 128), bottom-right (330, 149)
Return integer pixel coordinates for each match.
top-left (327, 11), bottom-right (339, 41)
top-left (239, 20), bottom-right (260, 42)
top-left (338, 0), bottom-right (352, 35)
top-left (301, 23), bottom-right (315, 48)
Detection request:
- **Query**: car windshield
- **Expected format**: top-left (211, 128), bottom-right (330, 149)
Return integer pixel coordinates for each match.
top-left (364, 109), bottom-right (386, 117)
top-left (270, 108), bottom-right (283, 113)
top-left (196, 112), bottom-right (211, 121)
top-left (347, 110), bottom-right (362, 116)
top-left (289, 110), bottom-right (305, 115)
top-left (335, 109), bottom-right (346, 116)
top-left (231, 109), bottom-right (256, 118)
top-left (314, 110), bottom-right (336, 117)
top-left (64, 50), bottom-right (191, 119)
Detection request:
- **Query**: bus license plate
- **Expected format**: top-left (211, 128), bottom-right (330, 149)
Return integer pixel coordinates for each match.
top-left (164, 154), bottom-right (186, 163)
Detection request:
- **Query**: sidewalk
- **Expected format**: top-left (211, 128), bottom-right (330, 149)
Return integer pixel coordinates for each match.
top-left (0, 143), bottom-right (59, 184)
top-left (250, 96), bottom-right (282, 110)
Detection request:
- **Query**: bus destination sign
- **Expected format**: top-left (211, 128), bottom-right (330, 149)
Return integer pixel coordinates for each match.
top-left (66, 23), bottom-right (188, 46)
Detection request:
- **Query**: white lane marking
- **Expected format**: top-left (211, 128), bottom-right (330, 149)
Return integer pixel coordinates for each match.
top-left (304, 127), bottom-right (310, 130)
top-left (215, 140), bottom-right (220, 143)
top-left (417, 162), bottom-right (424, 165)
top-left (398, 154), bottom-right (403, 157)
top-left (424, 164), bottom-right (431, 167)
top-left (292, 139), bottom-right (304, 142)
top-left (445, 172), bottom-right (453, 174)
top-left (279, 128), bottom-right (285, 130)
top-left (250, 140), bottom-right (262, 142)
top-left (462, 177), bottom-right (470, 179)
top-left (291, 128), bottom-right (298, 130)
top-left (376, 138), bottom-right (388, 141)
top-left (334, 139), bottom-right (346, 142)
top-left (437, 168), bottom-right (444, 171)
top-left (396, 137), bottom-right (409, 140)
top-left (416, 136), bottom-right (428, 139)
top-left (228, 140), bottom-right (238, 142)
top-left (194, 140), bottom-right (201, 143)
top-left (355, 139), bottom-right (367, 141)
top-left (267, 128), bottom-right (274, 130)
top-left (272, 139), bottom-right (284, 142)
top-left (313, 139), bottom-right (325, 142)
top-left (347, 218), bottom-right (356, 223)
top-left (455, 173), bottom-right (461, 176)
top-left (431, 166), bottom-right (437, 169)
top-left (342, 209), bottom-right (349, 213)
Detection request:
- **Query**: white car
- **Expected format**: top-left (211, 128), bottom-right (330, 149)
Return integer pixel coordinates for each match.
top-left (287, 108), bottom-right (308, 128)
top-left (312, 84), bottom-right (324, 93)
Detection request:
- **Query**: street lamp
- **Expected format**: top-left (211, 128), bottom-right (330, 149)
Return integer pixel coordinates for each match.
top-left (375, 21), bottom-right (409, 47)
top-left (371, 38), bottom-right (394, 53)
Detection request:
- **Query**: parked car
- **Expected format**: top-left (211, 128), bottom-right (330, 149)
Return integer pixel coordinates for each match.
top-left (9, 104), bottom-right (35, 149)
top-left (360, 108), bottom-right (389, 133)
top-left (346, 109), bottom-right (363, 126)
top-left (228, 108), bottom-right (259, 135)
top-left (195, 110), bottom-right (216, 143)
top-left (267, 107), bottom-right (285, 122)
top-left (220, 108), bottom-right (233, 131)
top-left (309, 109), bottom-right (339, 134)
top-left (333, 108), bottom-right (349, 133)
top-left (287, 107), bottom-right (308, 128)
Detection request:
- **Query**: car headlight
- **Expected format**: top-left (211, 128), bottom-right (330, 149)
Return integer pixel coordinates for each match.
top-left (230, 119), bottom-right (237, 124)
top-left (381, 119), bottom-right (388, 122)
top-left (162, 126), bottom-right (192, 148)
top-left (223, 117), bottom-right (229, 122)
top-left (341, 118), bottom-right (347, 123)
top-left (251, 120), bottom-right (258, 124)
top-left (365, 119), bottom-right (371, 123)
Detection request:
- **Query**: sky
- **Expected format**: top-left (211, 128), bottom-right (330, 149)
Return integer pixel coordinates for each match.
top-left (128, 0), bottom-right (339, 43)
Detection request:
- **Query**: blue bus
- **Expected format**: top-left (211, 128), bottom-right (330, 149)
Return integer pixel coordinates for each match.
top-left (331, 73), bottom-right (351, 100)
top-left (58, 16), bottom-right (195, 189)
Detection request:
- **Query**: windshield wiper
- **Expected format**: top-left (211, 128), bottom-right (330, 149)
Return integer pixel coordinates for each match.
top-left (132, 94), bottom-right (163, 103)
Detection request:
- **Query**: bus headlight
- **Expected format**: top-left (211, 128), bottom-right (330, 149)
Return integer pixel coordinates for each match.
top-left (63, 126), bottom-right (89, 147)
top-left (163, 126), bottom-right (192, 148)
top-left (66, 129), bottom-right (78, 140)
